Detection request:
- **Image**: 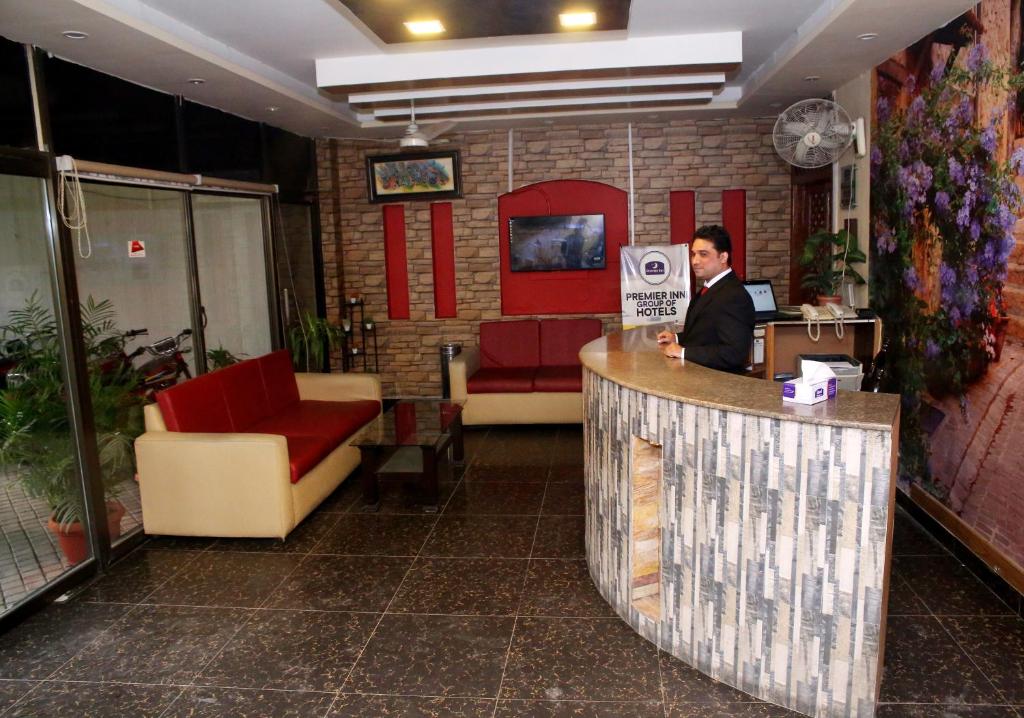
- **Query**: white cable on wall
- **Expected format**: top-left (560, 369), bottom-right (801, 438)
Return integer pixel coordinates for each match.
top-left (627, 122), bottom-right (635, 245)
top-left (56, 157), bottom-right (92, 259)
top-left (507, 128), bottom-right (514, 193)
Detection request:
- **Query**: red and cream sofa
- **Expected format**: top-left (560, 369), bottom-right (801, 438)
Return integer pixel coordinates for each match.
top-left (448, 319), bottom-right (602, 425)
top-left (134, 349), bottom-right (380, 539)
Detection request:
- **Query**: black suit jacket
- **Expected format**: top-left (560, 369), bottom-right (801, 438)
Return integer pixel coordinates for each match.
top-left (674, 271), bottom-right (755, 374)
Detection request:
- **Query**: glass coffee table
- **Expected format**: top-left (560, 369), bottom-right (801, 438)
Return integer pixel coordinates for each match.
top-left (355, 399), bottom-right (464, 513)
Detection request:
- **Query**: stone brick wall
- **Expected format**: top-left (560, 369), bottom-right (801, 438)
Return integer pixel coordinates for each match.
top-left (316, 117), bottom-right (792, 397)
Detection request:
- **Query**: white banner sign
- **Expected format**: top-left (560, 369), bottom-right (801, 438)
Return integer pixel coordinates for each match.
top-left (620, 245), bottom-right (690, 329)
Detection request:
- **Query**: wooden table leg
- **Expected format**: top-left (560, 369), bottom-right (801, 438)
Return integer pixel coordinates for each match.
top-left (359, 447), bottom-right (381, 512)
top-left (420, 446), bottom-right (439, 513)
top-left (451, 414), bottom-right (464, 466)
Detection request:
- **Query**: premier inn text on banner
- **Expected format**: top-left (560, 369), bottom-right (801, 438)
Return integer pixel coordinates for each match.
top-left (620, 245), bottom-right (690, 329)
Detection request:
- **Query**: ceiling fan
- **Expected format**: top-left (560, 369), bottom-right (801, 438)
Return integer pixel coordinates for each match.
top-left (396, 100), bottom-right (456, 148)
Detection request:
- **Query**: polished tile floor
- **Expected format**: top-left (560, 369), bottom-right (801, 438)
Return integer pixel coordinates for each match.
top-left (0, 426), bottom-right (1022, 717)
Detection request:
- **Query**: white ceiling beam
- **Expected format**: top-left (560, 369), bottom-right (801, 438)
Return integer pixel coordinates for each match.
top-left (347, 73), bottom-right (728, 104)
top-left (362, 90), bottom-right (716, 119)
top-left (317, 32), bottom-right (741, 88)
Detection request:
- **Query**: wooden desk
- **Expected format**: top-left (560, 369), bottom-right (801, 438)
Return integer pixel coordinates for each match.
top-left (761, 317), bottom-right (882, 379)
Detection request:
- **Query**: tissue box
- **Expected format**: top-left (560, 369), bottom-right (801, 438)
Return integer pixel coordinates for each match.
top-left (782, 359), bottom-right (838, 405)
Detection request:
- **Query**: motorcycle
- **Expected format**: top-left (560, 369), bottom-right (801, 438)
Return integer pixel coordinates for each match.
top-left (126, 328), bottom-right (193, 400)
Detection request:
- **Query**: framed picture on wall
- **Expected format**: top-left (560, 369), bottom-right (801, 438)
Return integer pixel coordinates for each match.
top-left (366, 151), bottom-right (462, 203)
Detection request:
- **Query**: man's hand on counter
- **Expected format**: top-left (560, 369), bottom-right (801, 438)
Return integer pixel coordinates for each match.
top-left (656, 330), bottom-right (676, 344)
top-left (661, 341), bottom-right (684, 360)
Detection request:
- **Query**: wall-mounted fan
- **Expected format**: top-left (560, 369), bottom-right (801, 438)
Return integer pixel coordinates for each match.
top-left (772, 98), bottom-right (865, 168)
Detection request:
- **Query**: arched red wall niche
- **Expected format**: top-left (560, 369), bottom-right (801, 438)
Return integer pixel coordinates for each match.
top-left (498, 179), bottom-right (628, 315)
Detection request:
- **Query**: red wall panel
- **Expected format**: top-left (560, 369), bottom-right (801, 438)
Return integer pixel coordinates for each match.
top-left (382, 204), bottom-right (410, 320)
top-left (430, 202), bottom-right (457, 318)
top-left (498, 179), bottom-right (628, 315)
top-left (669, 190), bottom-right (696, 246)
top-left (722, 189), bottom-right (746, 280)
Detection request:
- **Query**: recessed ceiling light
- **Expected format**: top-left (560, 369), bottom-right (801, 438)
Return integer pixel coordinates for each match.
top-left (804, 75), bottom-right (820, 82)
top-left (560, 11), bottom-right (597, 29)
top-left (267, 106), bottom-right (280, 112)
top-left (857, 32), bottom-right (878, 40)
top-left (62, 30), bottom-right (88, 40)
top-left (404, 19), bottom-right (445, 35)
top-left (186, 78), bottom-right (205, 85)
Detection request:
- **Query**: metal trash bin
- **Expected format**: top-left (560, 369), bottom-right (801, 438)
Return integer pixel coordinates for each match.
top-left (439, 342), bottom-right (462, 399)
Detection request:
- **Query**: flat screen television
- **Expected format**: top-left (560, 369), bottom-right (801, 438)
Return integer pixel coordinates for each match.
top-left (509, 214), bottom-right (606, 272)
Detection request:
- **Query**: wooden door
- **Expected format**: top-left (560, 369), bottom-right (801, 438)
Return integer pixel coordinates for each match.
top-left (790, 167), bottom-right (832, 304)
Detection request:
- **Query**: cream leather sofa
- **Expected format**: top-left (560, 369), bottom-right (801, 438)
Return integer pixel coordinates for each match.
top-left (135, 350), bottom-right (381, 540)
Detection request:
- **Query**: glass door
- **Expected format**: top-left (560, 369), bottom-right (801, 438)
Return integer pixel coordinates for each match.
top-left (73, 183), bottom-right (194, 547)
top-left (192, 194), bottom-right (273, 363)
top-left (0, 168), bottom-right (91, 616)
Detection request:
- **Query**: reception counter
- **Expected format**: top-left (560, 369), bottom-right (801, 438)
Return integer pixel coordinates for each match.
top-left (579, 328), bottom-right (901, 718)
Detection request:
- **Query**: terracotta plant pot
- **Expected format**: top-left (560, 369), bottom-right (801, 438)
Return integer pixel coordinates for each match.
top-left (47, 501), bottom-right (126, 565)
top-left (816, 295), bottom-right (843, 306)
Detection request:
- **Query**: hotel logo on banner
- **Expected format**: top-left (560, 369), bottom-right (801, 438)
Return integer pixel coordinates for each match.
top-left (620, 245), bottom-right (690, 329)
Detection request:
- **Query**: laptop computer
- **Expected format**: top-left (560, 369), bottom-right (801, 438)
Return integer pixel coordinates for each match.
top-left (742, 279), bottom-right (795, 322)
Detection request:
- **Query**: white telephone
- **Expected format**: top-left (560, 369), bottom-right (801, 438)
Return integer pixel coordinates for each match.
top-left (802, 303), bottom-right (856, 341)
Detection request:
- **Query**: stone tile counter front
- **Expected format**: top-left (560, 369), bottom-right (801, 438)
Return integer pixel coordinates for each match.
top-left (579, 328), bottom-right (901, 718)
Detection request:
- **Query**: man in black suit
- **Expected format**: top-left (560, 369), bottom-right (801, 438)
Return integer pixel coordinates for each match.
top-left (656, 225), bottom-right (754, 374)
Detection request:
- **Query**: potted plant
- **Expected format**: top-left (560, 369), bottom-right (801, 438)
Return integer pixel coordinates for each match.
top-left (798, 228), bottom-right (867, 304)
top-left (287, 310), bottom-right (344, 372)
top-left (206, 345), bottom-right (244, 370)
top-left (0, 294), bottom-right (143, 564)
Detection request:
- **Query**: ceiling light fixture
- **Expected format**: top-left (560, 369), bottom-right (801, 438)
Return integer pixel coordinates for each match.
top-left (267, 106), bottom-right (280, 112)
top-left (404, 19), bottom-right (445, 35)
top-left (804, 75), bottom-right (820, 82)
top-left (559, 11), bottom-right (597, 29)
top-left (857, 32), bottom-right (878, 40)
top-left (186, 78), bottom-right (205, 85)
top-left (62, 30), bottom-right (88, 40)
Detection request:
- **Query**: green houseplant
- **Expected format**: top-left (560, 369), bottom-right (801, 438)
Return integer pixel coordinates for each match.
top-left (0, 294), bottom-right (144, 563)
top-left (287, 310), bottom-right (344, 372)
top-left (798, 228), bottom-right (867, 304)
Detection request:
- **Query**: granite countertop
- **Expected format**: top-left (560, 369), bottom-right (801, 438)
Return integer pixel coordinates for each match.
top-left (580, 327), bottom-right (901, 431)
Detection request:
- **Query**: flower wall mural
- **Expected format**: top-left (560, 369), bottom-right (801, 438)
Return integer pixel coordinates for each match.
top-left (873, 7), bottom-right (1024, 574)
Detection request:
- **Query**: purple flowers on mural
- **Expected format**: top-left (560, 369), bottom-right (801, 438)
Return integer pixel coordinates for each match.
top-left (948, 156), bottom-right (965, 185)
top-left (925, 339), bottom-right (941, 359)
top-left (981, 124), bottom-right (998, 154)
top-left (965, 42), bottom-right (988, 73)
top-left (935, 190), bottom-right (951, 215)
top-left (898, 160), bottom-right (933, 218)
top-left (903, 266), bottom-right (921, 292)
top-left (876, 97), bottom-right (891, 124)
top-left (876, 224), bottom-right (897, 254)
top-left (1011, 147), bottom-right (1024, 174)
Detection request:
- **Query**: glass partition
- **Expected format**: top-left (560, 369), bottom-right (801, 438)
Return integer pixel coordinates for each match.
top-left (73, 183), bottom-right (194, 547)
top-left (0, 172), bottom-right (90, 615)
top-left (192, 194), bottom-right (272, 362)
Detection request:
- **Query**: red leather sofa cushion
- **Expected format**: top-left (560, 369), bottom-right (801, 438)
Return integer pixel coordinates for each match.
top-left (467, 367), bottom-right (537, 393)
top-left (257, 350), bottom-right (300, 413)
top-left (533, 365), bottom-right (583, 392)
top-left (217, 359), bottom-right (272, 430)
top-left (539, 318), bottom-right (602, 367)
top-left (156, 371), bottom-right (232, 432)
top-left (479, 320), bottom-right (540, 368)
top-left (251, 399), bottom-right (381, 448)
top-left (283, 435), bottom-right (336, 484)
